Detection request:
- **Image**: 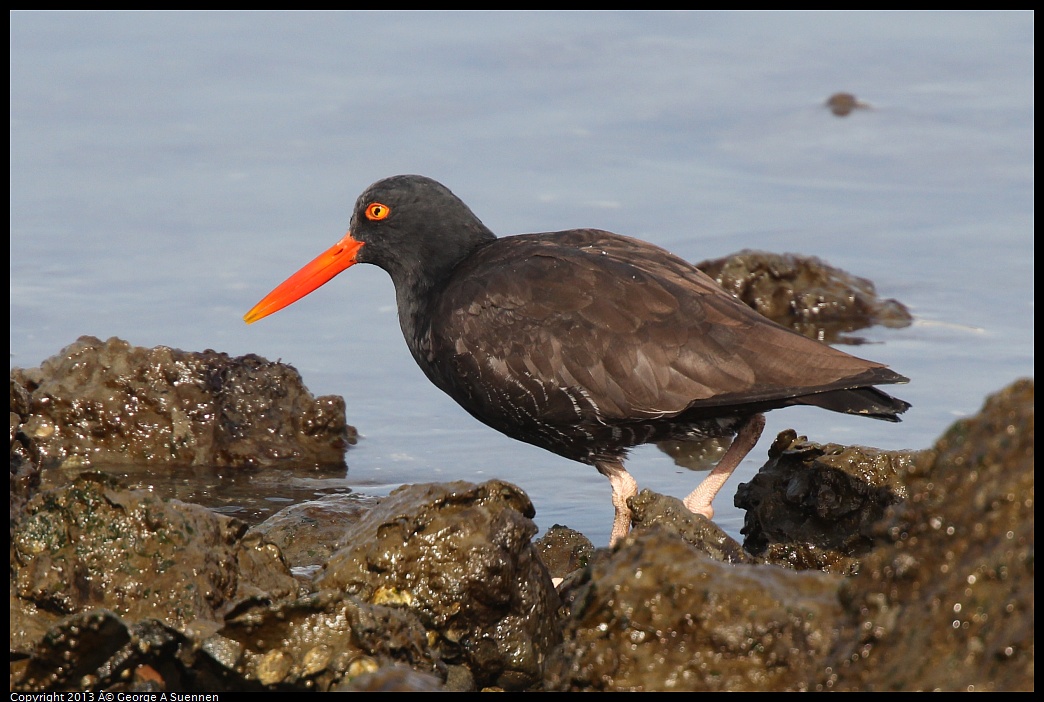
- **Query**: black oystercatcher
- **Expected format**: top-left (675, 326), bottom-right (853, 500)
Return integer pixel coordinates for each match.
top-left (245, 175), bottom-right (910, 545)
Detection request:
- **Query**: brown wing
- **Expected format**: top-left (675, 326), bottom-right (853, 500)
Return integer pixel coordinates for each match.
top-left (424, 229), bottom-right (905, 443)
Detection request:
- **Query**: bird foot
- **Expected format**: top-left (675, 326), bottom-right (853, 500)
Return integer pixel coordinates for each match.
top-left (682, 413), bottom-right (765, 522)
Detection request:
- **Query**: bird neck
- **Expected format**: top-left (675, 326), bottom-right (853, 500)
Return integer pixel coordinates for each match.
top-left (390, 224), bottom-right (496, 360)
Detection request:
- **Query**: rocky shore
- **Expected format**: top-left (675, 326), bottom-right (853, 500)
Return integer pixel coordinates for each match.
top-left (10, 252), bottom-right (1032, 691)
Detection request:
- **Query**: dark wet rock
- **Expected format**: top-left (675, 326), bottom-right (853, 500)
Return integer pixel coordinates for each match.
top-left (11, 610), bottom-right (189, 692)
top-left (11, 377), bottom-right (41, 536)
top-left (629, 490), bottom-right (755, 564)
top-left (442, 664), bottom-right (477, 691)
top-left (545, 528), bottom-right (843, 691)
top-left (735, 430), bottom-right (921, 573)
top-left (697, 250), bottom-right (913, 343)
top-left (247, 492), bottom-right (382, 570)
top-left (215, 590), bottom-right (441, 690)
top-left (234, 531), bottom-right (304, 601)
top-left (9, 335), bottom-right (354, 470)
top-left (316, 480), bottom-right (562, 690)
top-left (825, 92), bottom-right (872, 116)
top-left (533, 524), bottom-right (595, 582)
top-left (822, 379), bottom-right (1034, 691)
top-left (10, 473), bottom-right (299, 643)
top-left (10, 376), bottom-right (35, 463)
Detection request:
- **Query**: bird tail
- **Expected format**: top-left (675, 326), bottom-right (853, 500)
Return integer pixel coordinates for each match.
top-left (798, 386), bottom-right (911, 422)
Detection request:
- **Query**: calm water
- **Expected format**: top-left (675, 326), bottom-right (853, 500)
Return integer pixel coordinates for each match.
top-left (10, 11), bottom-right (1034, 546)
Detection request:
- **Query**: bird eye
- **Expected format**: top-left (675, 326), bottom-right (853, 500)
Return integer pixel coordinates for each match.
top-left (365, 202), bottom-right (390, 221)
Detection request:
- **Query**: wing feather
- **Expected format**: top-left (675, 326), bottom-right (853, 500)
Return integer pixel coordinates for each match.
top-left (426, 229), bottom-right (904, 430)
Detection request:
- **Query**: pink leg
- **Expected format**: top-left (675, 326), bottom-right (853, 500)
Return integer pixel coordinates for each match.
top-left (595, 459), bottom-right (639, 547)
top-left (683, 414), bottom-right (765, 519)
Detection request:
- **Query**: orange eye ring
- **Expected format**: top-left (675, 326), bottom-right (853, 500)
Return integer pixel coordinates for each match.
top-left (365, 202), bottom-right (391, 221)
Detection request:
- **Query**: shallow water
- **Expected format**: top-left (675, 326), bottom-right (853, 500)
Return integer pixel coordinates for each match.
top-left (10, 11), bottom-right (1034, 546)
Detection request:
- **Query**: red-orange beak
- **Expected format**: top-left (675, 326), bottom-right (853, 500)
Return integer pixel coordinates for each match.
top-left (244, 232), bottom-right (365, 324)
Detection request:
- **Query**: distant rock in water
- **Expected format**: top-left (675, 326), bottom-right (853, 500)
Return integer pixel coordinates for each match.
top-left (824, 92), bottom-right (872, 117)
top-left (10, 335), bottom-right (354, 471)
top-left (697, 249), bottom-right (913, 344)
